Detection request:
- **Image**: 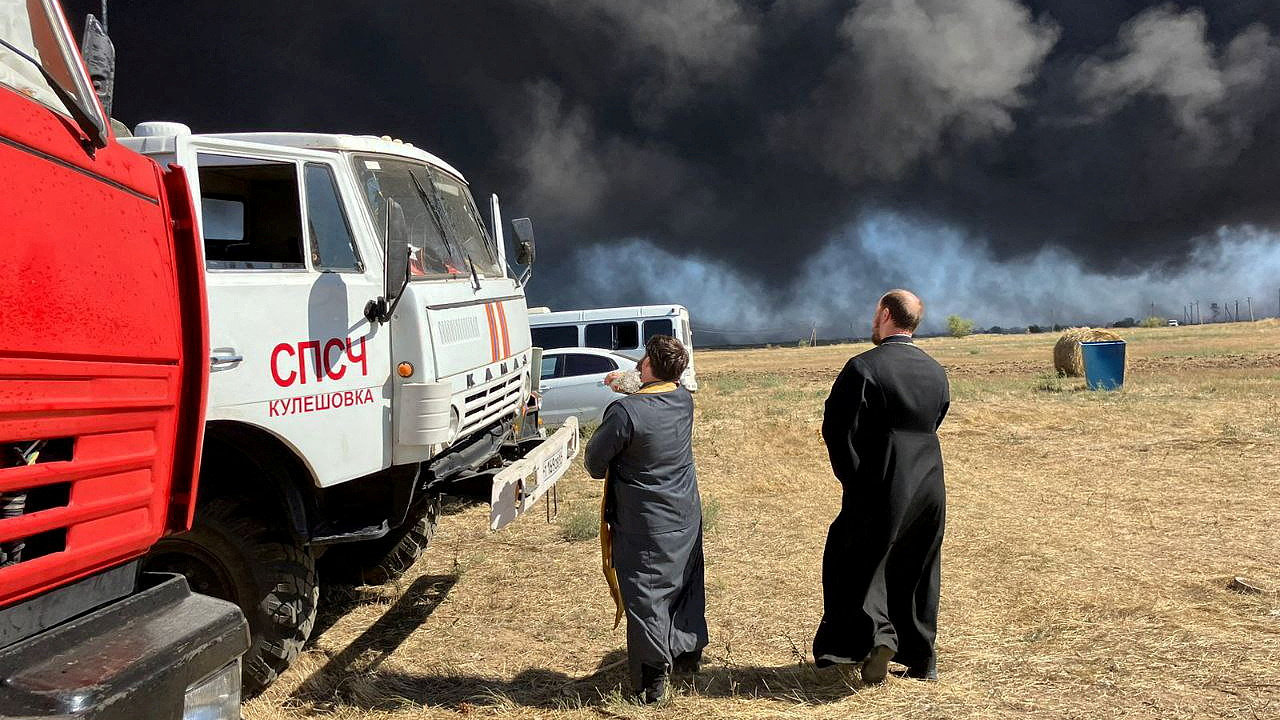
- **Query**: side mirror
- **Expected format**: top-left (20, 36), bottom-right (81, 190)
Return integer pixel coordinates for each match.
top-left (82, 14), bottom-right (116, 119)
top-left (368, 198), bottom-right (411, 323)
top-left (512, 217), bottom-right (536, 265)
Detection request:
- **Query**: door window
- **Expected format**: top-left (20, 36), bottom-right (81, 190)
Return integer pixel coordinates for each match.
top-left (0, 1), bottom-right (98, 122)
top-left (585, 321), bottom-right (640, 351)
top-left (643, 319), bottom-right (674, 342)
top-left (304, 163), bottom-right (362, 272)
top-left (532, 325), bottom-right (579, 350)
top-left (540, 354), bottom-right (562, 380)
top-left (197, 154), bottom-right (304, 270)
top-left (564, 354), bottom-right (617, 377)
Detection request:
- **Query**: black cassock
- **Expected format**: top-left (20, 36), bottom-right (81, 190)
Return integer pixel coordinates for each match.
top-left (585, 384), bottom-right (708, 692)
top-left (813, 334), bottom-right (950, 674)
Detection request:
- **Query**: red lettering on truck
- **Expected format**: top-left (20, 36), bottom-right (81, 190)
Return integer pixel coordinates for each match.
top-left (271, 336), bottom-right (370, 386)
top-left (324, 338), bottom-right (347, 380)
top-left (345, 337), bottom-right (367, 375)
top-left (271, 343), bottom-right (297, 386)
top-left (267, 388), bottom-right (375, 417)
top-left (298, 340), bottom-right (321, 384)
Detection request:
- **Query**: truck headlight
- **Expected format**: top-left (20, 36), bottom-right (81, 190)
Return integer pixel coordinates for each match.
top-left (183, 659), bottom-right (241, 720)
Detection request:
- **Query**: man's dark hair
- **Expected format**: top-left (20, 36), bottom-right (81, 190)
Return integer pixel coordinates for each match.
top-left (879, 289), bottom-right (924, 332)
top-left (644, 335), bottom-right (688, 382)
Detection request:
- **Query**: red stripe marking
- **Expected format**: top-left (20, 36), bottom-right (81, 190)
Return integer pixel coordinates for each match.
top-left (483, 303), bottom-right (499, 362)
top-left (496, 302), bottom-right (511, 358)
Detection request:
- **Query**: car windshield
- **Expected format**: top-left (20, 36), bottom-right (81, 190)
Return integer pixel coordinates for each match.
top-left (0, 0), bottom-right (91, 120)
top-left (351, 154), bottom-right (502, 280)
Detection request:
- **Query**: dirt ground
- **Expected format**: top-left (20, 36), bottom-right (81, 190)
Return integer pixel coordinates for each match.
top-left (246, 321), bottom-right (1280, 720)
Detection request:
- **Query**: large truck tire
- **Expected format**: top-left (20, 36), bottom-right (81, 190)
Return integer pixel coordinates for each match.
top-left (143, 496), bottom-right (318, 696)
top-left (320, 495), bottom-right (440, 586)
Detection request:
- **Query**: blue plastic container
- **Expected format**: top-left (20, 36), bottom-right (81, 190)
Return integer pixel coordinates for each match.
top-left (1080, 340), bottom-right (1126, 390)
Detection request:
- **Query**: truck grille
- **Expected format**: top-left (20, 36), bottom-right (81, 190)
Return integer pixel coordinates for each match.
top-left (0, 357), bottom-right (181, 607)
top-left (458, 373), bottom-right (523, 439)
top-left (1, 439), bottom-right (75, 568)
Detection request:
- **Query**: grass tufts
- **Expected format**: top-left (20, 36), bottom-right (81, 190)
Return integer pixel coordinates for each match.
top-left (560, 501), bottom-right (599, 542)
top-left (1034, 373), bottom-right (1064, 393)
top-left (702, 495), bottom-right (723, 535)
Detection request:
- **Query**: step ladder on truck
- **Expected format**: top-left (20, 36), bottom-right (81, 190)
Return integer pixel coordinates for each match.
top-left (120, 124), bottom-right (580, 693)
top-left (0, 1), bottom-right (249, 718)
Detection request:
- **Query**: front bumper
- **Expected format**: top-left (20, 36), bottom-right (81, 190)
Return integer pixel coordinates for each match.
top-left (489, 416), bottom-right (579, 531)
top-left (0, 573), bottom-right (249, 719)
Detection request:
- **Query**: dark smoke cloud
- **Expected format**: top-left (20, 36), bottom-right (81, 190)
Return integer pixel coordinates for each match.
top-left (773, 0), bottom-right (1060, 183)
top-left (63, 0), bottom-right (1280, 332)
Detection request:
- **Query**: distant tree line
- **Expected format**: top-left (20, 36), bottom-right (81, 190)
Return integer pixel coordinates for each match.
top-left (969, 317), bottom-right (1171, 334)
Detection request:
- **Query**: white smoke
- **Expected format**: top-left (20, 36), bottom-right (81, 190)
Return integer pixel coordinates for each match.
top-left (535, 213), bottom-right (1280, 342)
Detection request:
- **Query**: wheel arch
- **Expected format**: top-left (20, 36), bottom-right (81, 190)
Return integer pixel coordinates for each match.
top-left (199, 420), bottom-right (317, 541)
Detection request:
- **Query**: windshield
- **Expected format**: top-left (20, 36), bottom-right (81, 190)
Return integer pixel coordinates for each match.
top-left (0, 0), bottom-right (93, 120)
top-left (351, 154), bottom-right (503, 280)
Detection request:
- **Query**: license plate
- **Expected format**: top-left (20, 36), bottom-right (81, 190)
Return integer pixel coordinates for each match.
top-left (489, 417), bottom-right (579, 531)
top-left (541, 448), bottom-right (567, 479)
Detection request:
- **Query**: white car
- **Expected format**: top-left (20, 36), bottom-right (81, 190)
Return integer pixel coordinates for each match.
top-left (539, 347), bottom-right (634, 426)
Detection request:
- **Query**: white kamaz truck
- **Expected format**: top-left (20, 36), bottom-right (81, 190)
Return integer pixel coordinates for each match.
top-left (120, 124), bottom-right (579, 693)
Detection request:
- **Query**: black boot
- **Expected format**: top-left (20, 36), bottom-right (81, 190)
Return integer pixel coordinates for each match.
top-left (904, 659), bottom-right (938, 681)
top-left (637, 663), bottom-right (668, 704)
top-left (673, 650), bottom-right (703, 675)
top-left (860, 645), bottom-right (894, 684)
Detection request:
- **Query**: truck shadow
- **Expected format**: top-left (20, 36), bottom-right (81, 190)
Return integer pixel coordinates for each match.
top-left (328, 660), bottom-right (860, 710)
top-left (297, 615), bottom-right (858, 711)
top-left (295, 574), bottom-right (860, 711)
top-left (295, 573), bottom-right (457, 702)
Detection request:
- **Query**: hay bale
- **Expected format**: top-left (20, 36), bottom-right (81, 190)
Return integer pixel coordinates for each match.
top-left (1053, 327), bottom-right (1123, 376)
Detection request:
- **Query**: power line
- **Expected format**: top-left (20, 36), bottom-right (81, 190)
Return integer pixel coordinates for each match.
top-left (694, 325), bottom-right (806, 334)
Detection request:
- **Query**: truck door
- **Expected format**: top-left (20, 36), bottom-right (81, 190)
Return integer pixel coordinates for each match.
top-left (183, 143), bottom-right (390, 485)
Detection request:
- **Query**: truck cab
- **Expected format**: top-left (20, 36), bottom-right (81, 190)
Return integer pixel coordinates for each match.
top-left (121, 125), bottom-right (579, 692)
top-left (1, 1), bottom-right (248, 717)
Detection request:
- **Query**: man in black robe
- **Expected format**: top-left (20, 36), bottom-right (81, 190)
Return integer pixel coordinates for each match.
top-left (813, 289), bottom-right (950, 684)
top-left (585, 335), bottom-right (707, 703)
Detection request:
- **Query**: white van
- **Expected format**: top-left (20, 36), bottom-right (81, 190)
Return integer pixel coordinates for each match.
top-left (529, 305), bottom-right (698, 390)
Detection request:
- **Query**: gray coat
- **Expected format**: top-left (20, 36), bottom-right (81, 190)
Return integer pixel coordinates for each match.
top-left (585, 384), bottom-right (707, 690)
top-left (586, 385), bottom-right (701, 533)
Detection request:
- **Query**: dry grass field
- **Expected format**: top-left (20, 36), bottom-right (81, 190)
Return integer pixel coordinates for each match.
top-left (247, 321), bottom-right (1280, 720)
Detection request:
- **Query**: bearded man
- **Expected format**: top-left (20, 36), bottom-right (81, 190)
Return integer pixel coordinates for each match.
top-left (813, 289), bottom-right (950, 683)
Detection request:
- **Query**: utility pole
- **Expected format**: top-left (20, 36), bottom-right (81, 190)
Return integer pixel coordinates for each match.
top-left (1235, 299), bottom-right (1240, 323)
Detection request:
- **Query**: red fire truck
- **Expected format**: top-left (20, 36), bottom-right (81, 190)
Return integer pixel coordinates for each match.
top-left (0, 2), bottom-right (248, 718)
